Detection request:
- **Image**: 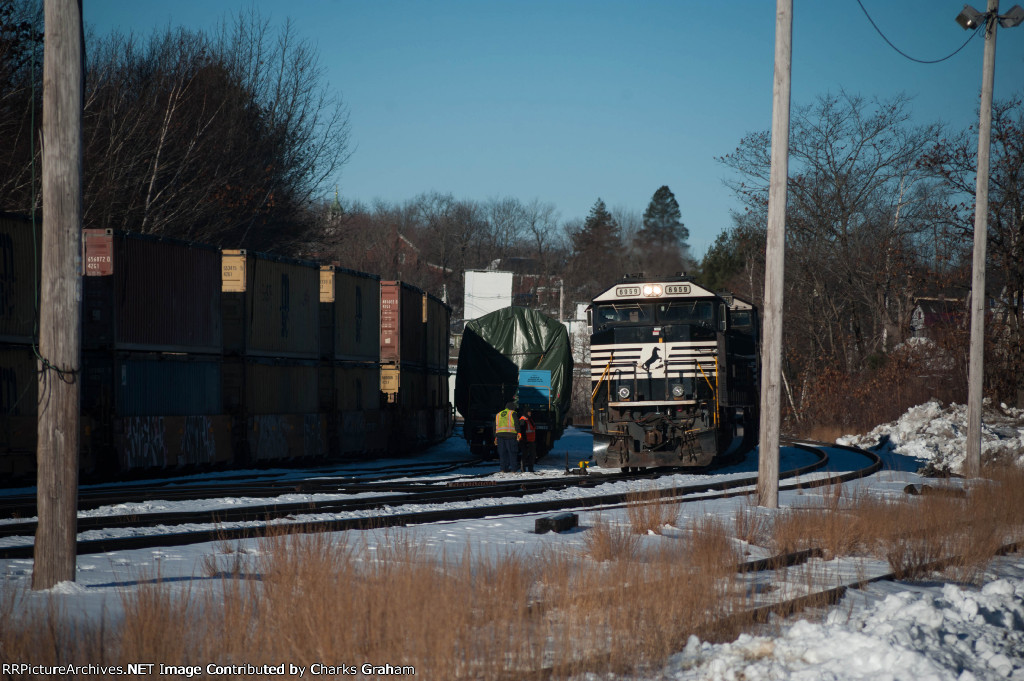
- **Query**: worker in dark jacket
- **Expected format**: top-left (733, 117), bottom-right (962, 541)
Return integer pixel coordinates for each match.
top-left (517, 408), bottom-right (537, 472)
top-left (494, 401), bottom-right (518, 473)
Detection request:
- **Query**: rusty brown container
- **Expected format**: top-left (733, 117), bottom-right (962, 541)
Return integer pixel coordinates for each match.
top-left (0, 213), bottom-right (40, 344)
top-left (222, 250), bottom-right (319, 359)
top-left (320, 266), bottom-right (380, 362)
top-left (380, 281), bottom-right (429, 367)
top-left (83, 230), bottom-right (222, 353)
top-left (380, 280), bottom-right (402, 364)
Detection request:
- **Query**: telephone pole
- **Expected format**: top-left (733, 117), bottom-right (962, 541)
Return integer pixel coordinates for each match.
top-left (757, 0), bottom-right (793, 508)
top-left (965, 0), bottom-right (1003, 478)
top-left (33, 0), bottom-right (84, 590)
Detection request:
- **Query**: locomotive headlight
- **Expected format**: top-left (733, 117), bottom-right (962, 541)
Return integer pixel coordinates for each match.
top-left (617, 386), bottom-right (631, 400)
top-left (671, 383), bottom-right (685, 398)
top-left (642, 284), bottom-right (663, 297)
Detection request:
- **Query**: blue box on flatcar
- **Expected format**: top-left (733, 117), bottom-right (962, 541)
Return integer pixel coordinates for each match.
top-left (518, 369), bottom-right (551, 406)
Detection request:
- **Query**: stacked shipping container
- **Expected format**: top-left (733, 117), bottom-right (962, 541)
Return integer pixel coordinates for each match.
top-left (0, 217), bottom-right (453, 483)
top-left (320, 266), bottom-right (384, 455)
top-left (380, 281), bottom-right (453, 452)
top-left (82, 229), bottom-right (230, 472)
top-left (0, 214), bottom-right (42, 476)
top-left (222, 249), bottom-right (323, 462)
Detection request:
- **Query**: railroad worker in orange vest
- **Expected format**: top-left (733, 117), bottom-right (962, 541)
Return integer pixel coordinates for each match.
top-left (517, 408), bottom-right (537, 472)
top-left (494, 401), bottom-right (518, 473)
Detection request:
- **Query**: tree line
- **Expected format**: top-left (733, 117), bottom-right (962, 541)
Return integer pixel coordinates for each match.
top-left (307, 187), bottom-right (692, 321)
top-left (705, 91), bottom-right (1024, 427)
top-left (1, 3), bottom-right (350, 252)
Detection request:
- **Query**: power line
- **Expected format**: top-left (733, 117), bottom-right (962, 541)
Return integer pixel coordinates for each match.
top-left (856, 0), bottom-right (983, 64)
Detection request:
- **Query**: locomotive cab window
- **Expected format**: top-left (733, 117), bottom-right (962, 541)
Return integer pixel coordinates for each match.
top-left (655, 301), bottom-right (714, 326)
top-left (596, 303), bottom-right (653, 325)
top-left (730, 309), bottom-right (754, 331)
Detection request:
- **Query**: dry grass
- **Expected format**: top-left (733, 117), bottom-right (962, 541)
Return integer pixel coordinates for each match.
top-left (803, 424), bottom-right (848, 443)
top-left (3, 467), bottom-right (1024, 680)
top-left (584, 515), bottom-right (641, 561)
top-left (625, 484), bottom-right (679, 534)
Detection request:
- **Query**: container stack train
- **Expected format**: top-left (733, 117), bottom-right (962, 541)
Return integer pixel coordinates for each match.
top-left (588, 274), bottom-right (760, 470)
top-left (0, 213), bottom-right (452, 483)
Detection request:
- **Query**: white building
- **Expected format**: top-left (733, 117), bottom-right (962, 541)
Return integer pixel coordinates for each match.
top-left (463, 270), bottom-right (513, 320)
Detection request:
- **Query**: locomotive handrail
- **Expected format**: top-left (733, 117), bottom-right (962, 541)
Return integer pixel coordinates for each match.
top-left (590, 352), bottom-right (614, 402)
top-left (695, 357), bottom-right (719, 428)
top-left (590, 352), bottom-right (615, 428)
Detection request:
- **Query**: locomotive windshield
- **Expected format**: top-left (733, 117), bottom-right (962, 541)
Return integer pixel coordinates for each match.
top-left (594, 299), bottom-right (718, 340)
top-left (595, 303), bottom-right (653, 325)
top-left (656, 301), bottom-right (714, 326)
top-left (730, 309), bottom-right (754, 330)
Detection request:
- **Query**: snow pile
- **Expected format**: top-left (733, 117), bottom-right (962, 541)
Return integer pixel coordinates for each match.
top-left (837, 399), bottom-right (1024, 474)
top-left (660, 578), bottom-right (1024, 681)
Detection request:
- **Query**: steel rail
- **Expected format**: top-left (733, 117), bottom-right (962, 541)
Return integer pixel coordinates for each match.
top-left (0, 443), bottom-right (880, 560)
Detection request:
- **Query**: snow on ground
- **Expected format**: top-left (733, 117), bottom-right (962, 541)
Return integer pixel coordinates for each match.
top-left (838, 399), bottom-right (1024, 474)
top-left (3, 408), bottom-right (1024, 680)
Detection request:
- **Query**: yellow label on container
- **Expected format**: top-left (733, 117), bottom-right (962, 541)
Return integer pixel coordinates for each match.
top-left (380, 366), bottom-right (400, 395)
top-left (222, 250), bottom-right (247, 292)
top-left (320, 266), bottom-right (335, 303)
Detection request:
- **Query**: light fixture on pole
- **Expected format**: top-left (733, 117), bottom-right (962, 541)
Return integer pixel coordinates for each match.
top-left (999, 4), bottom-right (1024, 26)
top-left (956, 4), bottom-right (986, 28)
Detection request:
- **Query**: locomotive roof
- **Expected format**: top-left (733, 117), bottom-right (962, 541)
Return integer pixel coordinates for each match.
top-left (592, 277), bottom-right (718, 303)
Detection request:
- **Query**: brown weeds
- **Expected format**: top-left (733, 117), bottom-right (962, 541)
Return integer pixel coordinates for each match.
top-left (3, 467), bottom-right (1024, 680)
top-left (625, 485), bottom-right (679, 535)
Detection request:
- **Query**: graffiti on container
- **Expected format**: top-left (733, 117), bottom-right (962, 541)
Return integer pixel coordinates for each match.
top-left (251, 414), bottom-right (290, 460)
top-left (121, 416), bottom-right (166, 469)
top-left (180, 415), bottom-right (216, 466)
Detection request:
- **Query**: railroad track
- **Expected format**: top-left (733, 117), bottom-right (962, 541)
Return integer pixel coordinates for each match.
top-left (0, 441), bottom-right (879, 559)
top-left (0, 457), bottom-right (492, 517)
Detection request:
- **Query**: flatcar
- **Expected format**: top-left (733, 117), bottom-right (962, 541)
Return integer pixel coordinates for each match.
top-left (454, 306), bottom-right (573, 458)
top-left (588, 274), bottom-right (759, 470)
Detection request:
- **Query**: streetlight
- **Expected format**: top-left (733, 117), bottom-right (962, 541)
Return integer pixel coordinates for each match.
top-left (956, 5), bottom-right (986, 28)
top-left (998, 5), bottom-right (1024, 26)
top-left (958, 2), bottom-right (1022, 477)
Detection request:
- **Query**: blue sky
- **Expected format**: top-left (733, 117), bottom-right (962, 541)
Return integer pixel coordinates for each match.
top-left (84, 1), bottom-right (1024, 258)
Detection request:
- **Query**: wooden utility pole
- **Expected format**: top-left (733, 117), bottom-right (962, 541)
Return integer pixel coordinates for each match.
top-left (757, 0), bottom-right (793, 509)
top-left (33, 0), bottom-right (84, 590)
top-left (965, 0), bottom-right (1000, 479)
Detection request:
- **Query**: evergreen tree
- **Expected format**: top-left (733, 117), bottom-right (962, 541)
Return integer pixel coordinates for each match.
top-left (568, 198), bottom-right (622, 298)
top-left (633, 185), bottom-right (690, 277)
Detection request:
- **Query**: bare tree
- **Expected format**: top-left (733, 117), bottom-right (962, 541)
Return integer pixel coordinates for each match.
top-left (522, 198), bottom-right (560, 272)
top-left (920, 94), bottom-right (1024, 404)
top-left (71, 10), bottom-right (351, 251)
top-left (0, 0), bottom-right (43, 213)
top-left (720, 91), bottom-right (945, 368)
top-left (484, 196), bottom-right (527, 263)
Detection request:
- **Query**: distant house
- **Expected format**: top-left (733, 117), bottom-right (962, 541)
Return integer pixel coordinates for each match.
top-left (910, 291), bottom-right (967, 339)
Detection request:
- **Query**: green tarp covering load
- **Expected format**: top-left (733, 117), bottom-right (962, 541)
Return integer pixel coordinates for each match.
top-left (455, 307), bottom-right (573, 447)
